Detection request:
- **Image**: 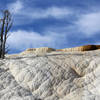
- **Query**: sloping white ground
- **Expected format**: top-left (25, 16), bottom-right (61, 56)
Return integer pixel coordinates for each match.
top-left (0, 50), bottom-right (100, 100)
top-left (0, 60), bottom-right (36, 100)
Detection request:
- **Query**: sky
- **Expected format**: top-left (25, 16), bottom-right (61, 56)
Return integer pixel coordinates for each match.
top-left (0, 0), bottom-right (100, 53)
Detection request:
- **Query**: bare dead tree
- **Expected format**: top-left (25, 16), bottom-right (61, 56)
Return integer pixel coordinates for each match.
top-left (0, 10), bottom-right (12, 59)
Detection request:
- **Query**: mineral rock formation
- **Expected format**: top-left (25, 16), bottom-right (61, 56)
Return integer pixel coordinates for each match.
top-left (57, 45), bottom-right (100, 52)
top-left (0, 47), bottom-right (100, 100)
top-left (21, 45), bottom-right (100, 56)
top-left (21, 47), bottom-right (55, 55)
top-left (0, 60), bottom-right (35, 100)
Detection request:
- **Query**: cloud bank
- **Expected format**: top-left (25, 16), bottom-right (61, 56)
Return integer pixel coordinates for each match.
top-left (8, 0), bottom-right (100, 36)
top-left (8, 0), bottom-right (23, 14)
top-left (8, 0), bottom-right (72, 19)
top-left (7, 30), bottom-right (68, 53)
top-left (75, 11), bottom-right (100, 36)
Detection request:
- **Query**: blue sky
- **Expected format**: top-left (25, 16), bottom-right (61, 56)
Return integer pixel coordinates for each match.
top-left (1, 0), bottom-right (100, 53)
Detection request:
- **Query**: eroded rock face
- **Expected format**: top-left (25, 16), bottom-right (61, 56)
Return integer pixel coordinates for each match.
top-left (1, 49), bottom-right (100, 100)
top-left (57, 45), bottom-right (100, 52)
top-left (20, 45), bottom-right (100, 56)
top-left (20, 47), bottom-right (55, 55)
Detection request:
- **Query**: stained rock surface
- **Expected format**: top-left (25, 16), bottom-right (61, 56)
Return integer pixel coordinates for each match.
top-left (57, 45), bottom-right (100, 52)
top-left (0, 49), bottom-right (100, 100)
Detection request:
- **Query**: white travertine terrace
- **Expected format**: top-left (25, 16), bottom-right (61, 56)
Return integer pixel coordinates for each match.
top-left (0, 47), bottom-right (100, 100)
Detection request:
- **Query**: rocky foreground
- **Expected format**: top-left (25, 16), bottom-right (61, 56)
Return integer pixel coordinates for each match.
top-left (0, 47), bottom-right (100, 100)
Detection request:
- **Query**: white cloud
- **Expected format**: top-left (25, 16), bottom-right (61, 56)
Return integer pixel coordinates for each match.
top-left (75, 12), bottom-right (100, 36)
top-left (30, 7), bottom-right (72, 19)
top-left (7, 0), bottom-right (73, 26)
top-left (14, 6), bottom-right (72, 20)
top-left (7, 0), bottom-right (72, 19)
top-left (7, 30), bottom-right (67, 52)
top-left (8, 0), bottom-right (23, 14)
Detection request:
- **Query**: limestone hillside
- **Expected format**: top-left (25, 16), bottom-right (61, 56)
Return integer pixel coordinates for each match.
top-left (0, 46), bottom-right (100, 100)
